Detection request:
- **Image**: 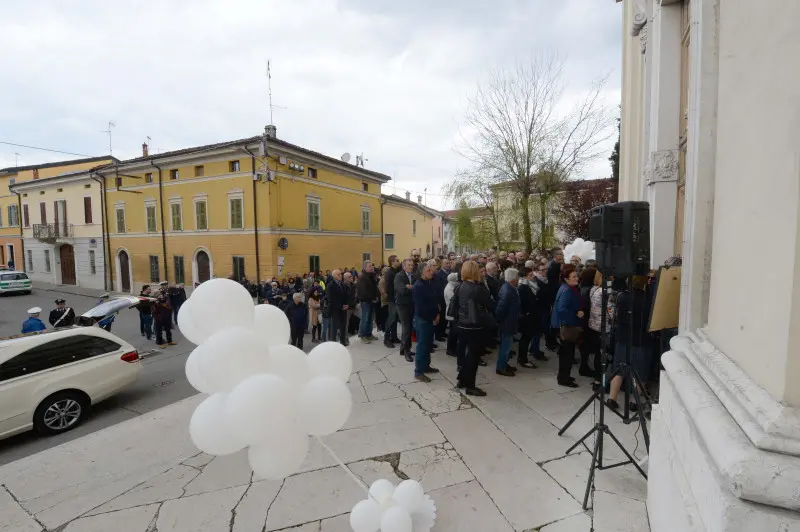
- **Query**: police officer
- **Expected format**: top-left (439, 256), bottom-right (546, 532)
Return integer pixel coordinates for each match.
top-left (22, 307), bottom-right (46, 333)
top-left (49, 298), bottom-right (75, 328)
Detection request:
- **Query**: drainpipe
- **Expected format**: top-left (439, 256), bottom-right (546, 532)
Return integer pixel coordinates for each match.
top-left (150, 160), bottom-right (169, 282)
top-left (90, 171), bottom-right (109, 291)
top-left (380, 197), bottom-right (386, 263)
top-left (242, 146), bottom-right (261, 284)
top-left (11, 189), bottom-right (24, 273)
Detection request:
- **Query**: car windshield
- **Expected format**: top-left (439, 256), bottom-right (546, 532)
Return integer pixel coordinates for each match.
top-left (0, 273), bottom-right (28, 281)
top-left (81, 296), bottom-right (141, 319)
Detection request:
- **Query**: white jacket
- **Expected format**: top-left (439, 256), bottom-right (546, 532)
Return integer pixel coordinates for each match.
top-left (444, 273), bottom-right (459, 321)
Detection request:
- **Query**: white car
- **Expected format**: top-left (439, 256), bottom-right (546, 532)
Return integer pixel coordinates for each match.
top-left (0, 307), bottom-right (142, 440)
top-left (0, 271), bottom-right (32, 295)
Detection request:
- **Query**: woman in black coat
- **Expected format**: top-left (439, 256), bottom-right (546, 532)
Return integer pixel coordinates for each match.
top-left (454, 261), bottom-right (495, 396)
top-left (516, 267), bottom-right (539, 369)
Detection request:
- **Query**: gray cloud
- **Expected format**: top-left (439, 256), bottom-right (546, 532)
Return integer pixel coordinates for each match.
top-left (0, 0), bottom-right (621, 209)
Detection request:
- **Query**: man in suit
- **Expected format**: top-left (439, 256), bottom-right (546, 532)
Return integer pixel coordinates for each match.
top-left (394, 258), bottom-right (417, 362)
top-left (326, 269), bottom-right (349, 345)
top-left (545, 247), bottom-right (564, 350)
top-left (434, 258), bottom-right (451, 341)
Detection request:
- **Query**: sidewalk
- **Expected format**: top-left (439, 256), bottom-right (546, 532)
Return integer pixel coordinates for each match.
top-left (0, 339), bottom-right (650, 532)
top-left (32, 281), bottom-right (119, 299)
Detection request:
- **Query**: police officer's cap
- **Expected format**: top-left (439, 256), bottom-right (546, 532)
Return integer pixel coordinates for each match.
top-left (28, 307), bottom-right (42, 315)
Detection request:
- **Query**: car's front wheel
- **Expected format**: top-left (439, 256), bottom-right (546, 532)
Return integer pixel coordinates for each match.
top-left (33, 391), bottom-right (88, 435)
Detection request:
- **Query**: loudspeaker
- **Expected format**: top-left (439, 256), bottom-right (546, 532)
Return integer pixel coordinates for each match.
top-left (589, 201), bottom-right (650, 277)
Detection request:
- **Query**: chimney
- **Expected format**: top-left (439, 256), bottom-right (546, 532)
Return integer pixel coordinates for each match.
top-left (265, 124), bottom-right (277, 139)
top-left (142, 143), bottom-right (149, 157)
top-left (405, 191), bottom-right (411, 201)
top-left (417, 195), bottom-right (423, 204)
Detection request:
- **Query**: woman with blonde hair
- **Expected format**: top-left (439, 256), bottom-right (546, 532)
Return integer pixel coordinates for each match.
top-left (453, 261), bottom-right (495, 396)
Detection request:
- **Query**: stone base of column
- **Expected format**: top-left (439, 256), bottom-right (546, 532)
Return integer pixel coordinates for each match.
top-left (648, 331), bottom-right (800, 532)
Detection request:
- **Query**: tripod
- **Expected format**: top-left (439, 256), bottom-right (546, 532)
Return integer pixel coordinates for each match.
top-left (556, 276), bottom-right (649, 510)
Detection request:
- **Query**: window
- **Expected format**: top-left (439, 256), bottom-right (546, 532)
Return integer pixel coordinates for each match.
top-left (362, 253), bottom-right (371, 264)
top-left (229, 196), bottom-right (243, 229)
top-left (232, 256), bottom-right (245, 281)
top-left (89, 250), bottom-right (96, 275)
top-left (170, 169), bottom-right (179, 180)
top-left (22, 204), bottom-right (29, 227)
top-left (9, 178), bottom-right (15, 185)
top-left (362, 183), bottom-right (368, 192)
top-left (149, 255), bottom-right (160, 282)
top-left (385, 234), bottom-right (395, 250)
top-left (115, 176), bottom-right (122, 187)
top-left (195, 200), bottom-right (208, 230)
top-left (0, 207), bottom-right (3, 227)
top-left (0, 335), bottom-right (122, 382)
top-left (194, 165), bottom-right (204, 177)
top-left (361, 208), bottom-right (370, 232)
top-left (510, 222), bottom-right (520, 241)
top-left (84, 183), bottom-right (90, 189)
top-left (83, 196), bottom-right (93, 224)
top-left (307, 198), bottom-right (320, 231)
top-left (412, 219), bottom-right (417, 236)
top-left (40, 202), bottom-right (47, 224)
top-left (146, 204), bottom-right (157, 233)
top-left (26, 250), bottom-right (33, 271)
top-left (309, 255), bottom-right (320, 273)
top-left (229, 160), bottom-right (240, 172)
top-left (170, 202), bottom-right (183, 231)
top-left (7, 205), bottom-right (18, 227)
top-left (174, 256), bottom-right (185, 284)
top-left (44, 250), bottom-right (51, 272)
top-left (308, 167), bottom-right (317, 178)
top-left (145, 172), bottom-right (153, 183)
top-left (115, 206), bottom-right (126, 233)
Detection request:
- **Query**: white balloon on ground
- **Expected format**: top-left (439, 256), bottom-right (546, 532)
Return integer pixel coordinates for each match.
top-left (298, 376), bottom-right (353, 436)
top-left (248, 426), bottom-right (309, 480)
top-left (269, 344), bottom-right (312, 388)
top-left (392, 479), bottom-right (425, 513)
top-left (380, 505), bottom-right (413, 532)
top-left (189, 393), bottom-right (245, 456)
top-left (185, 347), bottom-right (213, 393)
top-left (186, 278), bottom-right (255, 343)
top-left (253, 304), bottom-right (291, 346)
top-left (193, 327), bottom-right (268, 393)
top-left (369, 479), bottom-right (395, 506)
top-left (307, 341), bottom-right (353, 382)
top-left (177, 300), bottom-right (203, 345)
top-left (349, 499), bottom-right (382, 532)
top-left (225, 374), bottom-right (296, 445)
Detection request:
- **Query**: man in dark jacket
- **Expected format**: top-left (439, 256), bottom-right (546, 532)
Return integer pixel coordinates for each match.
top-left (545, 247), bottom-right (564, 350)
top-left (344, 272), bottom-right (357, 341)
top-left (485, 262), bottom-right (502, 300)
top-left (326, 270), bottom-right (349, 345)
top-left (356, 261), bottom-right (379, 343)
top-left (411, 264), bottom-right (439, 382)
top-left (495, 268), bottom-right (521, 376)
top-left (153, 291), bottom-right (175, 348)
top-left (285, 292), bottom-right (309, 349)
top-left (49, 298), bottom-right (75, 329)
top-left (434, 259), bottom-right (451, 341)
top-left (383, 255), bottom-right (401, 347)
top-left (394, 258), bottom-right (417, 361)
top-left (168, 283), bottom-right (187, 325)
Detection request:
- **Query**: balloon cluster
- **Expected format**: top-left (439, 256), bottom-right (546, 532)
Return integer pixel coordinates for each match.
top-left (350, 479), bottom-right (437, 532)
top-left (564, 237), bottom-right (595, 263)
top-left (179, 279), bottom-right (354, 480)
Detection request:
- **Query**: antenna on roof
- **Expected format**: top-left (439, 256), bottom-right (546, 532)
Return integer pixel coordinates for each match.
top-left (14, 152), bottom-right (19, 167)
top-left (102, 121), bottom-right (115, 156)
top-left (355, 153), bottom-right (367, 168)
top-left (267, 60), bottom-right (274, 126)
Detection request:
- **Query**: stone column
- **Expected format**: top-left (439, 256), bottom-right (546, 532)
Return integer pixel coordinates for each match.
top-left (648, 1), bottom-right (800, 531)
top-left (619, 0), bottom-right (647, 202)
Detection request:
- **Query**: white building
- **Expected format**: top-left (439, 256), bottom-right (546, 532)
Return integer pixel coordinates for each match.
top-left (617, 1), bottom-right (800, 530)
top-left (11, 170), bottom-right (107, 290)
top-left (442, 216), bottom-right (456, 256)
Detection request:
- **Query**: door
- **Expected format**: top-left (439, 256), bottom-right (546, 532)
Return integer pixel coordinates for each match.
top-left (196, 251), bottom-right (210, 283)
top-left (60, 244), bottom-right (76, 285)
top-left (119, 251), bottom-right (131, 292)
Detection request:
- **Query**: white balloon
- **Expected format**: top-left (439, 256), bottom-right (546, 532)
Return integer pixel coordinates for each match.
top-left (248, 426), bottom-right (309, 480)
top-left (177, 300), bottom-right (203, 345)
top-left (269, 344), bottom-right (311, 388)
top-left (380, 506), bottom-right (413, 532)
top-left (225, 374), bottom-right (296, 445)
top-left (392, 479), bottom-right (425, 513)
top-left (186, 279), bottom-right (255, 343)
top-left (193, 327), bottom-right (268, 393)
top-left (253, 304), bottom-right (291, 346)
top-left (349, 499), bottom-right (382, 532)
top-left (298, 377), bottom-right (353, 436)
top-left (189, 393), bottom-right (246, 456)
top-left (185, 347), bottom-right (213, 393)
top-left (307, 341), bottom-right (353, 382)
top-left (369, 479), bottom-right (395, 507)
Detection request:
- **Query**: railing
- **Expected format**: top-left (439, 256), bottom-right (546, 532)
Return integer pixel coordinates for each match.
top-left (33, 223), bottom-right (73, 242)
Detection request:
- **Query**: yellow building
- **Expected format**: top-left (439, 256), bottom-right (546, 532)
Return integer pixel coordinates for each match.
top-left (0, 156), bottom-right (115, 274)
top-left (101, 128), bottom-right (391, 293)
top-left (381, 193), bottom-right (442, 263)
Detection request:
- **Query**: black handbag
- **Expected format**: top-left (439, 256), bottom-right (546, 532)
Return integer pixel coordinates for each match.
top-left (447, 286), bottom-right (460, 320)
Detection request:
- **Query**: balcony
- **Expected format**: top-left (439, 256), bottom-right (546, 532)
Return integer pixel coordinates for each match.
top-left (33, 223), bottom-right (73, 243)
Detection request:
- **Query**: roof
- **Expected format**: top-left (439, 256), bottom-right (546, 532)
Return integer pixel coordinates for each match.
top-left (10, 168), bottom-right (97, 190)
top-left (0, 155), bottom-right (118, 175)
top-left (114, 133), bottom-right (392, 183)
top-left (491, 177), bottom-right (616, 193)
top-left (442, 206), bottom-right (492, 218)
top-left (382, 194), bottom-right (443, 218)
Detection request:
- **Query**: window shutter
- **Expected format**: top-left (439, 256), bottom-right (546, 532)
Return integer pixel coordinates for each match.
top-left (84, 197), bottom-right (93, 224)
top-left (40, 203), bottom-right (46, 224)
top-left (23, 204), bottom-right (29, 227)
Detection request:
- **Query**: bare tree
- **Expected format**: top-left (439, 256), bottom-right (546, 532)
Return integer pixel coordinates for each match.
top-left (442, 167), bottom-right (503, 249)
top-left (457, 52), bottom-right (615, 252)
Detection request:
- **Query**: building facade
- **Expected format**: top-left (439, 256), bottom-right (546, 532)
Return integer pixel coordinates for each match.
top-left (11, 170), bottom-right (107, 289)
top-left (381, 193), bottom-right (442, 263)
top-left (102, 130), bottom-right (389, 294)
top-left (617, 1), bottom-right (800, 530)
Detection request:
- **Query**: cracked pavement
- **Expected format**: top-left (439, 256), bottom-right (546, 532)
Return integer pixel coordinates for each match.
top-left (0, 335), bottom-right (650, 531)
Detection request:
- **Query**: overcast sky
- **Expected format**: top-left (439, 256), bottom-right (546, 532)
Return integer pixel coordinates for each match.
top-left (0, 0), bottom-right (621, 210)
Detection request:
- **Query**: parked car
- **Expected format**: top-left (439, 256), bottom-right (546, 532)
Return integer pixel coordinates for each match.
top-left (0, 324), bottom-right (142, 440)
top-left (0, 271), bottom-right (32, 295)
